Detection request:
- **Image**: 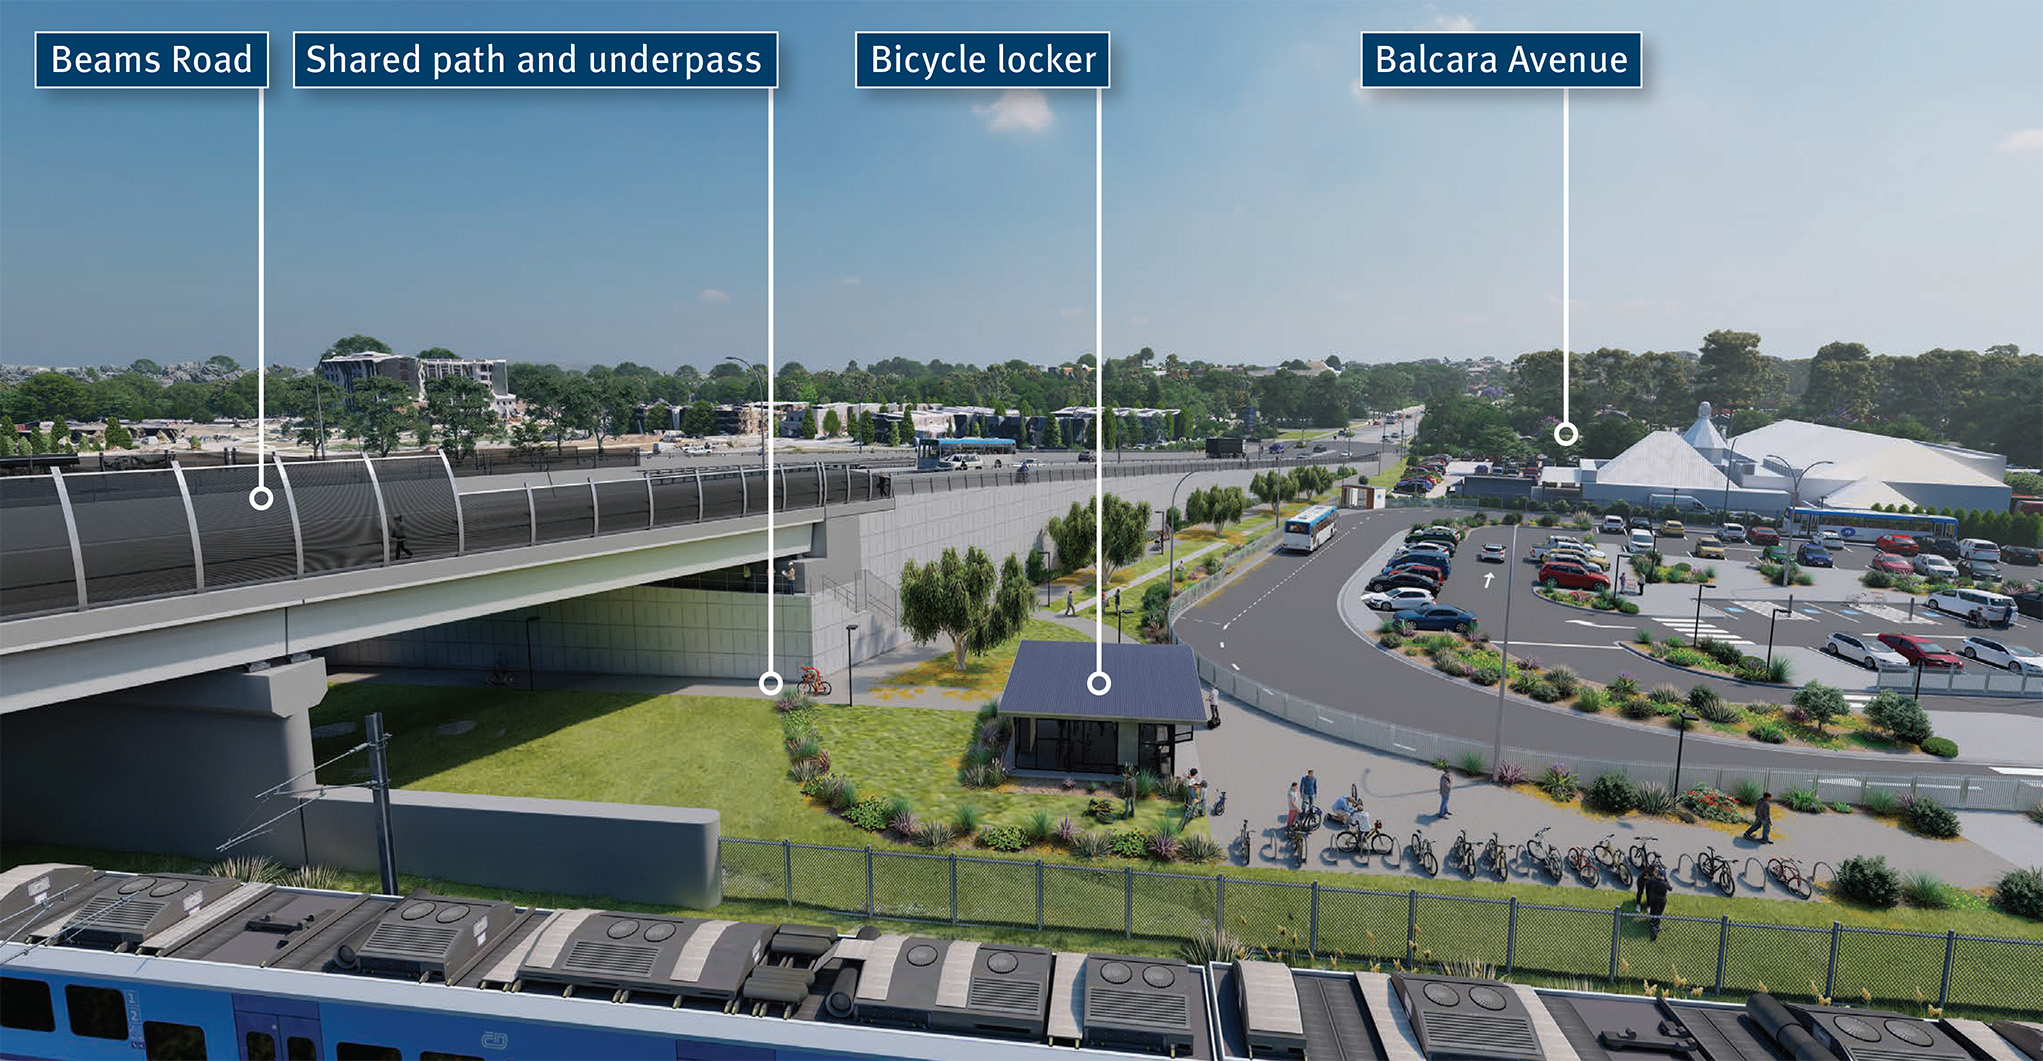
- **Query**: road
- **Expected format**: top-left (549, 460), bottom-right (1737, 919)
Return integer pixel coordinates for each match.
top-left (1174, 507), bottom-right (2030, 777)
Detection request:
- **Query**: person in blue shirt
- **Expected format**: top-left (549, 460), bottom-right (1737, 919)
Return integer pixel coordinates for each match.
top-left (1299, 769), bottom-right (1319, 812)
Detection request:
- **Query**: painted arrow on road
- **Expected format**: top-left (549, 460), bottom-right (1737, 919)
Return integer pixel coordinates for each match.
top-left (1483, 573), bottom-right (1495, 588)
top-left (1565, 618), bottom-right (1633, 629)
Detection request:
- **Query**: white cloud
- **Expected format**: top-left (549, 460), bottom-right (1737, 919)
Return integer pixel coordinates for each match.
top-left (697, 289), bottom-right (730, 305)
top-left (1994, 129), bottom-right (2043, 155)
top-left (974, 89), bottom-right (1054, 133)
top-left (1060, 307), bottom-right (1087, 318)
top-left (838, 276), bottom-right (861, 286)
top-left (1422, 8), bottom-right (1477, 32)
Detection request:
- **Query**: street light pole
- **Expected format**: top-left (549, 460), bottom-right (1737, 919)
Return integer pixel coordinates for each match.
top-left (1672, 712), bottom-right (1700, 791)
top-left (1166, 470), bottom-right (1195, 603)
top-left (1766, 607), bottom-right (1786, 668)
top-left (725, 355), bottom-right (766, 464)
top-left (1764, 454), bottom-right (1835, 587)
top-left (845, 623), bottom-right (859, 708)
top-left (1116, 589), bottom-right (1124, 642)
top-left (1489, 520), bottom-right (1521, 774)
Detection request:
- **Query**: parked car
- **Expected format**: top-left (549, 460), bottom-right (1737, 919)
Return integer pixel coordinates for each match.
top-left (1873, 533), bottom-right (1919, 556)
top-left (1628, 528), bottom-right (1655, 552)
top-left (1823, 632), bottom-right (1910, 671)
top-left (1630, 517), bottom-right (1653, 530)
top-left (1964, 559), bottom-right (2002, 582)
top-left (1958, 636), bottom-right (2043, 675)
top-left (1748, 525), bottom-right (1781, 546)
top-left (1818, 529), bottom-right (1844, 545)
top-left (1407, 525), bottom-right (1463, 544)
top-left (1362, 586), bottom-right (1435, 611)
top-left (1915, 535), bottom-right (1962, 559)
top-left (1719, 522), bottom-right (1747, 542)
top-left (1367, 570), bottom-right (1441, 595)
top-left (1875, 633), bottom-right (1964, 670)
top-left (1546, 547), bottom-right (1608, 571)
top-left (1392, 605), bottom-right (1479, 633)
top-left (1912, 554), bottom-right (1959, 579)
top-left (1479, 543), bottom-right (1507, 563)
top-left (1600, 515), bottom-right (1628, 534)
top-left (2003, 545), bottom-right (2040, 567)
top-left (1928, 587), bottom-right (2015, 624)
top-left (1869, 552), bottom-right (1913, 575)
top-left (1384, 558), bottom-right (1449, 582)
top-left (1401, 540), bottom-right (1455, 559)
top-left (1692, 538), bottom-right (1725, 560)
top-left (2016, 590), bottom-right (2043, 620)
top-left (1763, 544), bottom-right (1790, 563)
top-left (1957, 538), bottom-right (2003, 564)
top-left (1537, 561), bottom-right (1611, 591)
top-left (1796, 542), bottom-right (1833, 568)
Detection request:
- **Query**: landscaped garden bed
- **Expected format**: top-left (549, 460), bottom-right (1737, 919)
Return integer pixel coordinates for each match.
top-left (1628, 628), bottom-right (1792, 684)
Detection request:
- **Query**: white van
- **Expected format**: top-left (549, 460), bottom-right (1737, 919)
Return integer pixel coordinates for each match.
top-left (1628, 528), bottom-right (1655, 552)
top-left (1928, 587), bottom-right (2013, 623)
top-left (1957, 538), bottom-right (2002, 563)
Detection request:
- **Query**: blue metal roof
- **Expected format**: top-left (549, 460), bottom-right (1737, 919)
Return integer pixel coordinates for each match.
top-left (998, 641), bottom-right (1206, 722)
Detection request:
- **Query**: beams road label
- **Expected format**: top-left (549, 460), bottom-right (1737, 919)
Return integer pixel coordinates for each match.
top-left (36, 32), bottom-right (269, 89)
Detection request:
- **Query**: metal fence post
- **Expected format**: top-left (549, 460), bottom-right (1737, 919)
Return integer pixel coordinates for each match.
top-left (865, 846), bottom-right (875, 916)
top-left (1310, 882), bottom-right (1320, 954)
top-left (1125, 867), bottom-right (1134, 938)
top-left (1715, 916), bottom-right (1728, 992)
top-left (1824, 922), bottom-right (1840, 999)
top-left (783, 839), bottom-right (793, 907)
top-left (1036, 860), bottom-right (1045, 931)
top-left (1938, 930), bottom-right (1954, 1009)
top-left (1610, 906), bottom-right (1622, 983)
top-left (1504, 897), bottom-right (1517, 974)
top-left (1215, 875), bottom-right (1225, 941)
top-left (950, 853), bottom-right (959, 924)
top-left (1407, 890), bottom-right (1418, 960)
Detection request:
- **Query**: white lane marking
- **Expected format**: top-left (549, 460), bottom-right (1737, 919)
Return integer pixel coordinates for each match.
top-left (1653, 618), bottom-right (1755, 647)
top-left (1992, 766), bottom-right (2043, 777)
top-left (1231, 662), bottom-right (1240, 671)
top-left (1218, 641), bottom-right (1225, 649)
top-left (1502, 640), bottom-right (1629, 650)
top-left (1564, 619), bottom-right (1631, 629)
top-left (1229, 529), bottom-right (1349, 624)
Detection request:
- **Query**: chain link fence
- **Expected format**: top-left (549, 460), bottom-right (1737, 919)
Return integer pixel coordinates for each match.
top-left (720, 837), bottom-right (2040, 1015)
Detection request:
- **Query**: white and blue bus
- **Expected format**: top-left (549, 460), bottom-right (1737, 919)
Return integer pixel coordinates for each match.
top-left (913, 436), bottom-right (1018, 471)
top-left (1786, 506), bottom-right (1958, 544)
top-left (1281, 503), bottom-right (1339, 553)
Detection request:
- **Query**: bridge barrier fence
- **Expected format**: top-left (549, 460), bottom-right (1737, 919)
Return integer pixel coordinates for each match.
top-left (0, 453), bottom-right (889, 622)
top-left (887, 452), bottom-right (1364, 496)
top-left (1164, 522), bottom-right (2043, 814)
top-left (717, 837), bottom-right (2042, 1016)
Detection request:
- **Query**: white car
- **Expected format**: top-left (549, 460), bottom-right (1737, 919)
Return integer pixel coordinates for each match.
top-left (1402, 541), bottom-right (1453, 559)
top-left (1720, 522), bottom-right (1747, 542)
top-left (1362, 587), bottom-right (1435, 611)
top-left (682, 445), bottom-right (711, 456)
top-left (1957, 636), bottom-right (2043, 675)
top-left (1822, 632), bottom-right (1910, 671)
top-left (1628, 529), bottom-right (1655, 552)
top-left (1819, 530), bottom-right (1844, 545)
top-left (1600, 515), bottom-right (1628, 534)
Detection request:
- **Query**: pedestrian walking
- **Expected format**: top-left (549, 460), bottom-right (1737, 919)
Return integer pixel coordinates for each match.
top-left (1286, 782), bottom-right (1301, 828)
top-left (1641, 867), bottom-right (1670, 941)
top-left (1064, 590), bottom-right (1076, 617)
top-left (1300, 769), bottom-right (1319, 813)
top-left (1743, 791), bottom-right (1774, 843)
top-left (1436, 767), bottom-right (1453, 818)
top-left (390, 514), bottom-right (414, 560)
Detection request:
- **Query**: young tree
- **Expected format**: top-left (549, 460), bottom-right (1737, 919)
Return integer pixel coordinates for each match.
top-left (423, 376), bottom-right (499, 461)
top-left (898, 547), bottom-right (1032, 669)
top-left (1209, 487), bottom-right (1248, 534)
top-left (1044, 499), bottom-right (1096, 574)
top-left (822, 408), bottom-right (841, 437)
top-left (1864, 691), bottom-right (1933, 745)
top-left (343, 376), bottom-right (418, 457)
top-left (1040, 415), bottom-right (1063, 449)
top-left (1251, 469), bottom-right (1294, 518)
top-left (799, 407), bottom-right (818, 439)
top-left (1791, 681), bottom-right (1850, 735)
top-left (102, 417), bottom-right (135, 450)
top-left (1184, 487), bottom-right (1209, 529)
top-left (1099, 494), bottom-right (1154, 585)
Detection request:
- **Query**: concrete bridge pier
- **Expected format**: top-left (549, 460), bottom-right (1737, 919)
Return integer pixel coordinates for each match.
top-left (0, 657), bottom-right (327, 866)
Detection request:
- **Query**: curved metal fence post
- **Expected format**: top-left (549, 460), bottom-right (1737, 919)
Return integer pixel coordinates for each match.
top-left (864, 846), bottom-right (875, 916)
top-left (741, 468), bottom-right (749, 516)
top-left (524, 482), bottom-right (537, 546)
top-left (779, 464), bottom-right (789, 510)
top-left (170, 460), bottom-right (205, 591)
top-left (1215, 875), bottom-right (1225, 941)
top-left (1035, 860), bottom-right (1045, 930)
top-left (361, 452), bottom-right (391, 566)
top-left (1311, 881), bottom-right (1320, 954)
top-left (438, 451), bottom-right (466, 555)
top-left (588, 478), bottom-right (599, 538)
top-left (695, 469), bottom-right (705, 523)
top-left (274, 456), bottom-right (306, 578)
top-left (816, 462), bottom-right (824, 511)
top-left (645, 475), bottom-right (655, 529)
top-left (48, 467), bottom-right (88, 611)
top-left (950, 853), bottom-right (959, 923)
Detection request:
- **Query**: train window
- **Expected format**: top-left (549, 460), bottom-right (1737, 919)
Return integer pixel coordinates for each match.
top-left (335, 1044), bottom-right (402, 1061)
top-left (288, 1035), bottom-right (319, 1060)
top-left (247, 1031), bottom-right (278, 1060)
top-left (143, 1020), bottom-right (208, 1060)
top-left (65, 984), bottom-right (127, 1039)
top-left (422, 1053), bottom-right (484, 1061)
top-left (0, 976), bottom-right (56, 1032)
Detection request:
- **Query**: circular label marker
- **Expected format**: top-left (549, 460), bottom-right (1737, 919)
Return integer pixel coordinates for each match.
top-left (758, 671), bottom-right (784, 697)
top-left (1552, 421), bottom-right (1579, 447)
top-left (248, 485), bottom-right (275, 511)
top-left (1086, 671), bottom-right (1112, 696)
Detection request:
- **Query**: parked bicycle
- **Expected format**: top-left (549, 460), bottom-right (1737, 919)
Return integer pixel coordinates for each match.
top-left (486, 660), bottom-right (519, 688)
top-left (1565, 840), bottom-right (1599, 887)
top-left (1521, 826), bottom-right (1564, 882)
top-left (1408, 830), bottom-right (1439, 876)
top-left (1592, 833), bottom-right (1634, 889)
top-left (1235, 819), bottom-right (1252, 864)
top-left (1694, 845), bottom-right (1736, 895)
top-left (1767, 855), bottom-right (1812, 899)
top-left (1332, 816), bottom-right (1395, 858)
top-left (1628, 835), bottom-right (1666, 878)
top-left (1481, 832), bottom-right (1515, 879)
top-left (1447, 830), bottom-right (1477, 876)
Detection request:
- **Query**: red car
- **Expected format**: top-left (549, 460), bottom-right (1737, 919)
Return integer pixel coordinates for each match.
top-left (1538, 561), bottom-right (1611, 591)
top-left (1749, 526), bottom-right (1781, 546)
top-left (1870, 552), bottom-right (1913, 574)
top-left (1874, 534), bottom-right (1920, 556)
top-left (1875, 633), bottom-right (1964, 670)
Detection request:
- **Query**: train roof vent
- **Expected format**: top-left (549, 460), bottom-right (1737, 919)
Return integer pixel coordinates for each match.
top-left (511, 912), bottom-right (769, 1003)
top-left (347, 894), bottom-right (517, 983)
top-left (848, 936), bottom-right (1051, 1040)
top-left (0, 864), bottom-right (98, 939)
top-left (1391, 973), bottom-right (1543, 1060)
top-left (1234, 959), bottom-right (1307, 1060)
top-left (1082, 953), bottom-right (1199, 1055)
top-left (1790, 1002), bottom-right (1974, 1061)
top-left (40, 873), bottom-right (235, 951)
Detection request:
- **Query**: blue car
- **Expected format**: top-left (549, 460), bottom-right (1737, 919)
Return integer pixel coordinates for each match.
top-left (1392, 605), bottom-right (1479, 633)
top-left (1797, 542), bottom-right (1834, 568)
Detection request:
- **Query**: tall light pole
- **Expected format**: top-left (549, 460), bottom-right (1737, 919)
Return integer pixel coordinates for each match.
top-left (1489, 519), bottom-right (1521, 774)
top-left (844, 623), bottom-right (859, 709)
top-left (1671, 711), bottom-right (1700, 791)
top-left (1165, 470), bottom-right (1195, 607)
top-left (726, 355), bottom-right (766, 463)
top-left (1765, 455), bottom-right (1835, 586)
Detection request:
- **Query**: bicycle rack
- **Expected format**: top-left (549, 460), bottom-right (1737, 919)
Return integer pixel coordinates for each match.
top-left (1740, 857), bottom-right (1766, 889)
top-left (1809, 860), bottom-right (1836, 889)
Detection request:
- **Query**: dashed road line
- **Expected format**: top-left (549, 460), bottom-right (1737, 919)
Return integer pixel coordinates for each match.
top-left (1227, 529), bottom-right (1349, 624)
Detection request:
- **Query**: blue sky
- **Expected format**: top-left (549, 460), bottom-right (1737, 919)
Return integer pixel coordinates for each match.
top-left (3, 0), bottom-right (2038, 372)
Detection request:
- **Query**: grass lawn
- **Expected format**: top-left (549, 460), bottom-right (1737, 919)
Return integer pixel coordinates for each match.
top-left (1367, 455), bottom-right (1412, 488)
top-left (872, 618), bottom-right (1089, 696)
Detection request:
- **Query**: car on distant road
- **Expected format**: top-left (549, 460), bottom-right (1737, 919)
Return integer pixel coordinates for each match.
top-left (1912, 554), bottom-right (1959, 579)
top-left (1628, 529), bottom-right (1655, 552)
top-left (1748, 525), bottom-right (1781, 546)
top-left (1601, 515), bottom-right (1628, 534)
top-left (1957, 636), bottom-right (2043, 675)
top-left (1077, 450), bottom-right (1095, 462)
top-left (2015, 590), bottom-right (2043, 620)
top-left (1537, 561), bottom-right (1611, 591)
top-left (1692, 538), bottom-right (1725, 560)
top-left (1362, 586), bottom-right (1435, 611)
top-left (1875, 633), bottom-right (1964, 670)
top-left (1479, 543), bottom-right (1507, 563)
top-left (1874, 534), bottom-right (1919, 556)
top-left (1822, 632), bottom-right (1910, 671)
top-left (2004, 545), bottom-right (2040, 567)
top-left (1720, 522), bottom-right (1747, 542)
top-left (1367, 570), bottom-right (1442, 595)
top-left (1658, 520), bottom-right (1686, 538)
top-left (1870, 552), bottom-right (1913, 575)
top-left (1392, 605), bottom-right (1479, 633)
top-left (1796, 542), bottom-right (1834, 568)
top-left (1963, 559), bottom-right (2002, 582)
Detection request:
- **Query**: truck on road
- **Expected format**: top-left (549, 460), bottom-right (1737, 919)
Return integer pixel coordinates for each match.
top-left (1205, 436), bottom-right (1245, 459)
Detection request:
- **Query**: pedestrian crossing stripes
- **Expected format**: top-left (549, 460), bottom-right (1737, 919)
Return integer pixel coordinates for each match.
top-left (1733, 601), bottom-right (1815, 619)
top-left (1652, 617), bottom-right (1755, 647)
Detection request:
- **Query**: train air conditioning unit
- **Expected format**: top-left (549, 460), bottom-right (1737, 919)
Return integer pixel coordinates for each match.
top-left (339, 892), bottom-right (520, 983)
top-left (29, 872), bottom-right (237, 952)
top-left (0, 863), bottom-right (100, 932)
top-left (1232, 959), bottom-right (1308, 1060)
top-left (507, 912), bottom-right (770, 1007)
top-left (1746, 993), bottom-right (1977, 1061)
top-left (831, 935), bottom-right (1051, 1040)
top-left (1391, 973), bottom-right (1545, 1060)
top-left (1082, 953), bottom-right (1202, 1056)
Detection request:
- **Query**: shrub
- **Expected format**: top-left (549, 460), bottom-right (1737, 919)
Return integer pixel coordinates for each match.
top-left (1527, 678), bottom-right (1565, 703)
top-left (1180, 834), bottom-right (1223, 864)
top-left (1730, 778), bottom-right (1764, 805)
top-left (1086, 797), bottom-right (1117, 822)
top-left (1620, 696), bottom-right (1656, 721)
top-left (1828, 801), bottom-right (1851, 814)
top-left (1608, 674), bottom-right (1641, 698)
top-left (1493, 761), bottom-right (1528, 787)
top-left (1508, 669), bottom-right (1542, 695)
top-left (1763, 657), bottom-right (1794, 683)
top-left (1906, 797), bottom-right (1961, 838)
top-left (1695, 698), bottom-right (1743, 725)
top-left (1736, 660), bottom-right (1771, 683)
top-left (788, 755), bottom-right (829, 782)
top-left (1071, 830), bottom-right (1114, 859)
top-left (1664, 647), bottom-right (1708, 667)
top-left (1707, 639), bottom-right (1746, 666)
top-left (286, 864), bottom-right (343, 890)
top-left (885, 794), bottom-right (913, 826)
top-left (1659, 634), bottom-right (1686, 650)
top-left (954, 803), bottom-right (984, 835)
top-left (1866, 691), bottom-right (1933, 744)
top-left (2029, 801), bottom-right (2043, 826)
top-left (1901, 873), bottom-right (1952, 909)
top-left (1780, 787), bottom-right (1822, 813)
top-left (1023, 810), bottom-right (1057, 845)
top-left (1647, 683), bottom-right (1682, 705)
top-left (1380, 631), bottom-right (1405, 650)
top-left (1995, 867), bottom-right (2043, 920)
top-left (913, 821), bottom-right (956, 849)
top-left (1633, 629), bottom-right (1654, 646)
top-left (1435, 655), bottom-right (1475, 679)
top-left (846, 797), bottom-right (892, 832)
top-left (1135, 770), bottom-right (1161, 799)
top-left (1147, 829), bottom-right (1183, 861)
top-left (1862, 789), bottom-right (1902, 816)
top-left (1470, 664), bottom-right (1501, 686)
top-left (1679, 785), bottom-right (1746, 823)
top-left (980, 824), bottom-right (1028, 852)
top-left (1538, 763), bottom-right (1580, 802)
top-left (1588, 772), bottom-right (1638, 813)
top-left (1458, 750), bottom-right (1488, 777)
top-left (1109, 829), bottom-right (1149, 859)
top-left (1920, 736), bottom-right (1959, 758)
top-left (1861, 570), bottom-right (1894, 589)
top-left (1572, 686), bottom-right (1606, 713)
top-left (1181, 929), bottom-right (1245, 964)
top-left (1618, 599), bottom-right (1641, 614)
top-left (1545, 665), bottom-right (1579, 697)
top-left (1056, 815), bottom-right (1080, 847)
top-left (209, 855), bottom-right (283, 883)
top-left (890, 812), bottom-right (920, 840)
top-left (1834, 855), bottom-right (1902, 909)
top-left (1791, 681), bottom-right (1849, 733)
top-left (774, 690), bottom-right (817, 714)
top-left (829, 778), bottom-right (861, 812)
top-left (1749, 719), bottom-right (1787, 743)
top-left (1635, 783), bottom-right (1677, 816)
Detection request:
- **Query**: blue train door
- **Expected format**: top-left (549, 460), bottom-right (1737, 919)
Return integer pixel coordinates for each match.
top-left (233, 995), bottom-right (322, 1060)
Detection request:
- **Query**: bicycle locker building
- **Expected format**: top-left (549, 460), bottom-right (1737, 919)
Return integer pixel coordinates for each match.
top-left (999, 641), bottom-right (1205, 778)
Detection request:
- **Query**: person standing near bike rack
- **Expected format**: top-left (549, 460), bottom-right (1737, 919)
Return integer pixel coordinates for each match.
top-left (1641, 866), bottom-right (1670, 941)
top-left (1436, 766), bottom-right (1454, 818)
top-left (1743, 791), bottom-right (1775, 844)
top-left (1285, 781), bottom-right (1301, 828)
top-left (1299, 769), bottom-right (1319, 815)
